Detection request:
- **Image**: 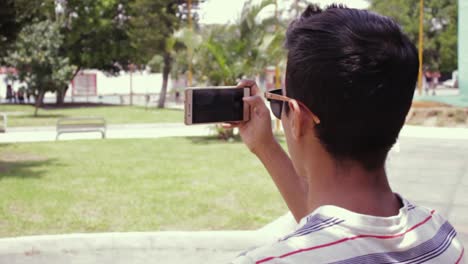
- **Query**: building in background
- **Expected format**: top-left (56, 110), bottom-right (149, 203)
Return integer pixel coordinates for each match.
top-left (460, 0), bottom-right (467, 97)
top-left (0, 69), bottom-right (171, 105)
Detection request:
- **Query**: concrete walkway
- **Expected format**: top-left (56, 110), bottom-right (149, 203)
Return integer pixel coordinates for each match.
top-left (414, 87), bottom-right (468, 108)
top-left (1, 122), bottom-right (468, 143)
top-left (0, 123), bottom-right (212, 143)
top-left (1, 124), bottom-right (468, 263)
top-left (387, 136), bottom-right (468, 246)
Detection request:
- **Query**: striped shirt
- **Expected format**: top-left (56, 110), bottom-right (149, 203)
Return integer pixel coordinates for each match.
top-left (232, 195), bottom-right (465, 263)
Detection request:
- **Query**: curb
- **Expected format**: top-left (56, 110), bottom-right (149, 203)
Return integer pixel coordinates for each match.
top-left (0, 213), bottom-right (296, 264)
top-left (400, 125), bottom-right (468, 140)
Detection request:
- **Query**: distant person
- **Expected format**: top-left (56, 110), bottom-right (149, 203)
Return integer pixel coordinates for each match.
top-left (175, 91), bottom-right (181, 104)
top-left (12, 90), bottom-right (17, 104)
top-left (17, 88), bottom-right (25, 104)
top-left (230, 4), bottom-right (465, 263)
top-left (145, 94), bottom-right (150, 108)
top-left (26, 89), bottom-right (32, 103)
top-left (424, 70), bottom-right (432, 95)
top-left (6, 84), bottom-right (13, 103)
top-left (432, 70), bottom-right (441, 96)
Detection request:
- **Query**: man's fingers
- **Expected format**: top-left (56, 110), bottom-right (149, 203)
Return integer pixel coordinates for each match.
top-left (237, 79), bottom-right (261, 96)
top-left (244, 96), bottom-right (270, 119)
top-left (221, 123), bottom-right (233, 129)
top-left (243, 95), bottom-right (264, 107)
top-left (222, 122), bottom-right (241, 129)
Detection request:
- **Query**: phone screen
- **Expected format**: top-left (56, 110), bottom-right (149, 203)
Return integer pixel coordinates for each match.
top-left (192, 88), bottom-right (245, 123)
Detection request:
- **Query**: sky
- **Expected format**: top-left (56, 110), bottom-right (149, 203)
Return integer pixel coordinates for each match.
top-left (199, 0), bottom-right (370, 24)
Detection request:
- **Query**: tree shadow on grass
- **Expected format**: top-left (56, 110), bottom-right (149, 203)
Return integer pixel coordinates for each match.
top-left (186, 136), bottom-right (243, 145)
top-left (186, 134), bottom-right (286, 145)
top-left (14, 114), bottom-right (66, 119)
top-left (0, 158), bottom-right (60, 180)
top-left (41, 103), bottom-right (119, 109)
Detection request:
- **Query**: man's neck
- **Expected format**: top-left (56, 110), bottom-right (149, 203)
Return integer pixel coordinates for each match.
top-left (303, 147), bottom-right (400, 218)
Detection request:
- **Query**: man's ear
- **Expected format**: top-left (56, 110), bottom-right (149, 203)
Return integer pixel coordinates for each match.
top-left (288, 99), bottom-right (303, 140)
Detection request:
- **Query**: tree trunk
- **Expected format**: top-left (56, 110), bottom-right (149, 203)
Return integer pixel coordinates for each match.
top-left (157, 52), bottom-right (172, 109)
top-left (56, 67), bottom-right (81, 106)
top-left (56, 87), bottom-right (65, 106)
top-left (34, 91), bottom-right (45, 117)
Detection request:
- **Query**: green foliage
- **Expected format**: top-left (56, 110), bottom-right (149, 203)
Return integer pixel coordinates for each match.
top-left (0, 0), bottom-right (19, 61)
top-left (2, 0), bottom-right (135, 105)
top-left (62, 0), bottom-right (133, 73)
top-left (1, 0), bottom-right (59, 62)
top-left (5, 20), bottom-right (76, 115)
top-left (129, 0), bottom-right (180, 64)
top-left (148, 55), bottom-right (164, 73)
top-left (173, 0), bottom-right (285, 86)
top-left (1, 0), bottom-right (54, 61)
top-left (128, 0), bottom-right (203, 108)
top-left (369, 0), bottom-right (458, 72)
top-left (128, 0), bottom-right (203, 64)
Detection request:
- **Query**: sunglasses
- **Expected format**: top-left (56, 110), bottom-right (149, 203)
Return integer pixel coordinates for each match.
top-left (264, 89), bottom-right (321, 124)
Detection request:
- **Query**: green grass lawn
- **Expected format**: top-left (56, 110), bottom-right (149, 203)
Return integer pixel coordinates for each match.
top-left (0, 104), bottom-right (184, 127)
top-left (0, 137), bottom-right (287, 237)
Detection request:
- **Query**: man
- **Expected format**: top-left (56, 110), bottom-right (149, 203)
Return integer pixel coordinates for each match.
top-left (432, 70), bottom-right (441, 96)
top-left (6, 84), bottom-right (13, 103)
top-left (425, 69), bottom-right (432, 95)
top-left (230, 4), bottom-right (465, 263)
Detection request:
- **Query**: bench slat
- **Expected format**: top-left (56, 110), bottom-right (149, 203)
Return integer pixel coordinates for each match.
top-left (59, 124), bottom-right (105, 129)
top-left (56, 117), bottom-right (106, 140)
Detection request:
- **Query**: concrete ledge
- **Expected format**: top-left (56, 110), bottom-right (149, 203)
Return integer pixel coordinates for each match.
top-left (400, 125), bottom-right (468, 140)
top-left (0, 213), bottom-right (296, 264)
top-left (0, 231), bottom-right (259, 254)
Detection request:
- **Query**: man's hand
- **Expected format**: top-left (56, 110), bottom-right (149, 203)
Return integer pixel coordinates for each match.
top-left (225, 80), bottom-right (308, 222)
top-left (224, 80), bottom-right (275, 155)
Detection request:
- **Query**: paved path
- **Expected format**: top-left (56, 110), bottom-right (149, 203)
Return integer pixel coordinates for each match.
top-left (1, 122), bottom-right (468, 143)
top-left (0, 124), bottom-right (467, 263)
top-left (0, 123), bottom-right (212, 143)
top-left (387, 136), bottom-right (468, 247)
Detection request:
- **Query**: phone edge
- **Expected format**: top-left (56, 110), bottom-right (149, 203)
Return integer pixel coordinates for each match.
top-left (188, 86), bottom-right (238, 90)
top-left (184, 89), bottom-right (193, 125)
top-left (243, 87), bottom-right (250, 122)
top-left (185, 86), bottom-right (250, 125)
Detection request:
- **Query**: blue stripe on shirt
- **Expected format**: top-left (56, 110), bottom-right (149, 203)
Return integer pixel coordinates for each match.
top-left (329, 221), bottom-right (457, 264)
top-left (280, 215), bottom-right (344, 241)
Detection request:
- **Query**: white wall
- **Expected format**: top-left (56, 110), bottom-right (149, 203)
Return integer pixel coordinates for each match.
top-left (0, 74), bottom-right (27, 100)
top-left (73, 69), bottom-right (168, 96)
top-left (0, 70), bottom-right (173, 102)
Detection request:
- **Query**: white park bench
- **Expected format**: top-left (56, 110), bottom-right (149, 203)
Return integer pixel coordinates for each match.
top-left (0, 113), bottom-right (7, 133)
top-left (56, 117), bottom-right (106, 140)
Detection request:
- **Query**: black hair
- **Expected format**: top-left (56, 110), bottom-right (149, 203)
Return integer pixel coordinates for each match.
top-left (284, 4), bottom-right (418, 170)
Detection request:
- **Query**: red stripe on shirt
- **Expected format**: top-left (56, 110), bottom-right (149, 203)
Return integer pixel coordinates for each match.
top-left (256, 210), bottom-right (436, 264)
top-left (455, 247), bottom-right (464, 264)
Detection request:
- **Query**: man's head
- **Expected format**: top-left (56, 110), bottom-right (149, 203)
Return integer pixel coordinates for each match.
top-left (281, 4), bottom-right (418, 171)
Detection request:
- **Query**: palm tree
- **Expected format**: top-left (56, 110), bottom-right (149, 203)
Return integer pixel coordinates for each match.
top-left (178, 0), bottom-right (285, 86)
top-left (175, 0), bottom-right (285, 139)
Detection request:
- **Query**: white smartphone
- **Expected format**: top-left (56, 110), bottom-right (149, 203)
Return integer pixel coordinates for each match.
top-left (184, 86), bottom-right (250, 125)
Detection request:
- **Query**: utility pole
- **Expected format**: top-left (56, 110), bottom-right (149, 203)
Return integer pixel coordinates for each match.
top-left (187, 0), bottom-right (193, 87)
top-left (129, 64), bottom-right (134, 106)
top-left (275, 0), bottom-right (281, 132)
top-left (417, 0), bottom-right (424, 95)
top-left (274, 1), bottom-right (281, 90)
top-left (460, 0), bottom-right (468, 97)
